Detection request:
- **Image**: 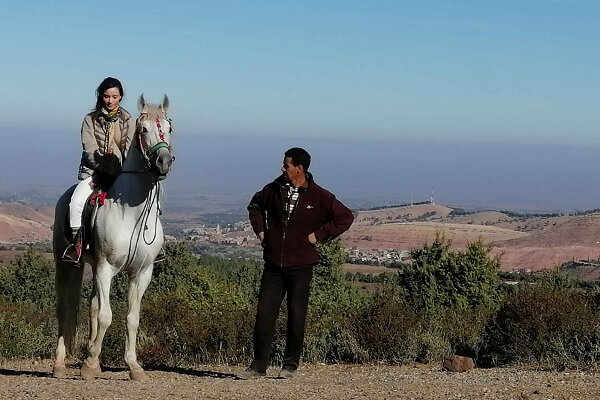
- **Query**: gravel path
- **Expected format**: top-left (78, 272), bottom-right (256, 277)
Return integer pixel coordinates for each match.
top-left (1, 360), bottom-right (599, 399)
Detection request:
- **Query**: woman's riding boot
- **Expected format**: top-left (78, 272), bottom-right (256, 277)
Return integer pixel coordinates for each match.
top-left (62, 228), bottom-right (82, 265)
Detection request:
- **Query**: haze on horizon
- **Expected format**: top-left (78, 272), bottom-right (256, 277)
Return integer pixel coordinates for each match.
top-left (1, 1), bottom-right (599, 211)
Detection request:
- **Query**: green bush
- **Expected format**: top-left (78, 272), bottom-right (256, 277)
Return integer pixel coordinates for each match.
top-left (138, 242), bottom-right (257, 365)
top-left (398, 235), bottom-right (502, 311)
top-left (303, 239), bottom-right (367, 363)
top-left (387, 235), bottom-right (502, 364)
top-left (6, 239), bottom-right (600, 371)
top-left (0, 247), bottom-right (55, 312)
top-left (354, 287), bottom-right (420, 363)
top-left (0, 299), bottom-right (55, 359)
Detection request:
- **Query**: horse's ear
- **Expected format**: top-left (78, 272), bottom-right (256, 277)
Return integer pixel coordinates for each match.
top-left (137, 94), bottom-right (147, 113)
top-left (161, 95), bottom-right (169, 113)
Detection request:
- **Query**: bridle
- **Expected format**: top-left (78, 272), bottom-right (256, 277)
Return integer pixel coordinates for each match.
top-left (136, 113), bottom-right (173, 162)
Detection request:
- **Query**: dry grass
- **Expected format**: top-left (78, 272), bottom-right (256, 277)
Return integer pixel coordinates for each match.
top-left (341, 263), bottom-right (391, 275)
top-left (344, 222), bottom-right (526, 250)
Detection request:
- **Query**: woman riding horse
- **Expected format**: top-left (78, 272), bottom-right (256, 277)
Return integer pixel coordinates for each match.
top-left (53, 94), bottom-right (174, 381)
top-left (63, 77), bottom-right (136, 264)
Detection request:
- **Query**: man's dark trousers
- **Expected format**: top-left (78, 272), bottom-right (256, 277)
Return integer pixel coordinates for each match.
top-left (250, 263), bottom-right (314, 372)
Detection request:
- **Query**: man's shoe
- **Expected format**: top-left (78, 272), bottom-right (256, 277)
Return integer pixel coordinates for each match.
top-left (238, 368), bottom-right (266, 380)
top-left (278, 366), bottom-right (297, 380)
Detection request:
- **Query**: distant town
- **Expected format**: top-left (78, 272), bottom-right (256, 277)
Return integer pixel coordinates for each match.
top-left (173, 217), bottom-right (413, 266)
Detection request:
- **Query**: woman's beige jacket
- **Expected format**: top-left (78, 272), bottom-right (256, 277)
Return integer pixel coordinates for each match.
top-left (78, 108), bottom-right (136, 180)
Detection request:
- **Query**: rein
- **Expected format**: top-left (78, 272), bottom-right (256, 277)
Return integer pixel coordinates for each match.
top-left (123, 175), bottom-right (162, 269)
top-left (120, 112), bottom-right (172, 266)
top-left (121, 168), bottom-right (151, 174)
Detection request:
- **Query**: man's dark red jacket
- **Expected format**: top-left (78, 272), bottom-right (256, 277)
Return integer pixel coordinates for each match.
top-left (248, 173), bottom-right (354, 267)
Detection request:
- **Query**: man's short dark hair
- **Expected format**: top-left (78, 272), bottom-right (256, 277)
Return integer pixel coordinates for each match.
top-left (285, 147), bottom-right (311, 171)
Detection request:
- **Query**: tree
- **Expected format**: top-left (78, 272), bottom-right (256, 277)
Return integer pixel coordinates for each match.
top-left (397, 234), bottom-right (502, 311)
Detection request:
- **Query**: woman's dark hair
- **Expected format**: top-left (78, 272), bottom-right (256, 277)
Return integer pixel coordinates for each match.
top-left (92, 77), bottom-right (124, 117)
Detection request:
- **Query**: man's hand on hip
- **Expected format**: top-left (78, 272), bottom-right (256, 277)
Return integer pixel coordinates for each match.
top-left (308, 232), bottom-right (317, 244)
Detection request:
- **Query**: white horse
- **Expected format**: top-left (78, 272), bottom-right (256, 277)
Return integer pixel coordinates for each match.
top-left (52, 95), bottom-right (174, 381)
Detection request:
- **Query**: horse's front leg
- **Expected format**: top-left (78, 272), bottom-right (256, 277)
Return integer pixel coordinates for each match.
top-left (125, 263), bottom-right (154, 381)
top-left (81, 262), bottom-right (113, 380)
top-left (88, 283), bottom-right (99, 348)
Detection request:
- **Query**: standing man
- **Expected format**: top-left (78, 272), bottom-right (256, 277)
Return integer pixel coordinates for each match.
top-left (241, 147), bottom-right (354, 379)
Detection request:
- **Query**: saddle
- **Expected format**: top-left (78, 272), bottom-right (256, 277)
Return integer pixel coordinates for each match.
top-left (79, 172), bottom-right (116, 252)
top-left (81, 190), bottom-right (107, 250)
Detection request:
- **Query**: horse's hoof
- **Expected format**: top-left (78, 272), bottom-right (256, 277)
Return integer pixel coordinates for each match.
top-left (53, 364), bottom-right (67, 379)
top-left (80, 364), bottom-right (101, 380)
top-left (130, 368), bottom-right (148, 382)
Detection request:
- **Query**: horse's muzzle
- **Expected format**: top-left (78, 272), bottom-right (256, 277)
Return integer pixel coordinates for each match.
top-left (155, 153), bottom-right (173, 176)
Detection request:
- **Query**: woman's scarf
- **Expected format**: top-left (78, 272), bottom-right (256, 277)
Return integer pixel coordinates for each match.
top-left (101, 107), bottom-right (121, 155)
top-left (102, 106), bottom-right (120, 122)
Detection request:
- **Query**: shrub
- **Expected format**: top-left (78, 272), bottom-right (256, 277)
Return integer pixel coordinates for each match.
top-left (0, 299), bottom-right (55, 359)
top-left (398, 235), bottom-right (502, 311)
top-left (483, 283), bottom-right (600, 369)
top-left (0, 247), bottom-right (55, 312)
top-left (138, 246), bottom-right (256, 366)
top-left (354, 287), bottom-right (420, 363)
top-left (6, 238), bottom-right (600, 371)
top-left (303, 239), bottom-right (367, 363)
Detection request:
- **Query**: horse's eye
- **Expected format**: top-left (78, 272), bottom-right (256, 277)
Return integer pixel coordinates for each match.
top-left (142, 127), bottom-right (148, 133)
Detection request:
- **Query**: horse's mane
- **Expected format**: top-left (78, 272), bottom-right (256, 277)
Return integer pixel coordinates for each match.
top-left (143, 104), bottom-right (167, 119)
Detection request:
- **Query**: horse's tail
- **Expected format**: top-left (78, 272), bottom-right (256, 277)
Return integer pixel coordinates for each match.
top-left (54, 184), bottom-right (83, 355)
top-left (55, 260), bottom-right (84, 354)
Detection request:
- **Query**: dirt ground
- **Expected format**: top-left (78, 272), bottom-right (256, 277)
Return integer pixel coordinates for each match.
top-left (1, 360), bottom-right (599, 400)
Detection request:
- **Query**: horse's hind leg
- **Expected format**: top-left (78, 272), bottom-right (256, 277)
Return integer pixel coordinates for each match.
top-left (81, 262), bottom-right (113, 380)
top-left (54, 275), bottom-right (69, 379)
top-left (54, 260), bottom-right (84, 379)
top-left (125, 264), bottom-right (154, 381)
top-left (53, 337), bottom-right (68, 378)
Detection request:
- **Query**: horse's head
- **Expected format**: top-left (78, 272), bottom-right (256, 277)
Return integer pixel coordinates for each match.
top-left (135, 94), bottom-right (174, 180)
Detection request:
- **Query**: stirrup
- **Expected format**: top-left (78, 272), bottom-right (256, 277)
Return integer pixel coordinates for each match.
top-left (62, 243), bottom-right (82, 266)
top-left (154, 250), bottom-right (166, 263)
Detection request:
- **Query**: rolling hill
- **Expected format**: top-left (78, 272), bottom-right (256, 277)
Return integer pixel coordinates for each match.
top-left (3, 198), bottom-right (600, 272)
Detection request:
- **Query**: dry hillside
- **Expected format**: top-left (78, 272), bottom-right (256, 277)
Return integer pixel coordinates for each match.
top-left (345, 204), bottom-right (600, 271)
top-left (493, 213), bottom-right (600, 271)
top-left (0, 203), bottom-right (53, 243)
top-left (3, 198), bottom-right (600, 272)
top-left (353, 203), bottom-right (453, 226)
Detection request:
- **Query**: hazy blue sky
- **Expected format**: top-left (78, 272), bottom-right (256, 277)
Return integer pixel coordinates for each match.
top-left (1, 0), bottom-right (598, 144)
top-left (1, 1), bottom-right (599, 210)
